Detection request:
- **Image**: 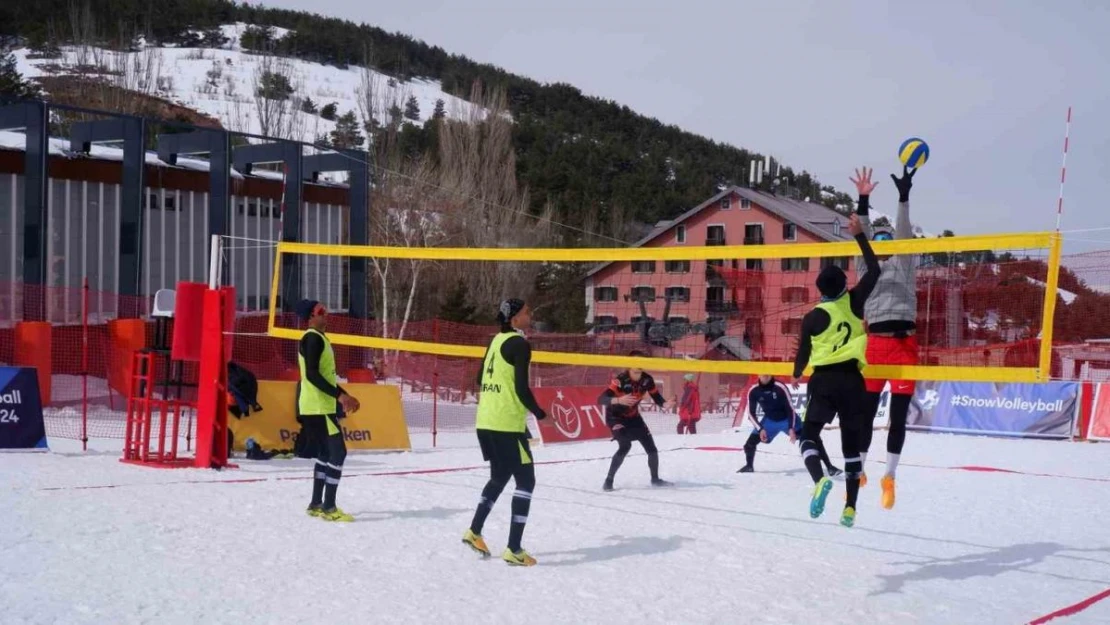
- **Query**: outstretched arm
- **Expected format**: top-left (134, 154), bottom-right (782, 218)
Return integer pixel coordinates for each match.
top-left (848, 214), bottom-right (883, 317)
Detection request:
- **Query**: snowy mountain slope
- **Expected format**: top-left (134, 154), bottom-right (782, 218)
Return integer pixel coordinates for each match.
top-left (12, 23), bottom-right (483, 146)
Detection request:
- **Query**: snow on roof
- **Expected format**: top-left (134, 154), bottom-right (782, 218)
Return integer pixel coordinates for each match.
top-left (1025, 277), bottom-right (1078, 305)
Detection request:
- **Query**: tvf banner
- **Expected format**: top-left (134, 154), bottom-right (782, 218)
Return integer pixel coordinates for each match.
top-left (0, 367), bottom-right (48, 450)
top-left (909, 381), bottom-right (1077, 438)
top-left (533, 387), bottom-right (612, 444)
top-left (228, 381), bottom-right (412, 451)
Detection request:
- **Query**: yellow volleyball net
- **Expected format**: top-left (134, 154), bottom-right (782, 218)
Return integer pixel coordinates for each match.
top-left (265, 230), bottom-right (1062, 383)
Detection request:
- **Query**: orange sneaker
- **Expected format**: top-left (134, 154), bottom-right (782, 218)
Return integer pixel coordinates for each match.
top-left (881, 475), bottom-right (896, 510)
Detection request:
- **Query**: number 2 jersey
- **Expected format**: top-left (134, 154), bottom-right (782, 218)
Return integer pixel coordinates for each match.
top-left (598, 371), bottom-right (666, 427)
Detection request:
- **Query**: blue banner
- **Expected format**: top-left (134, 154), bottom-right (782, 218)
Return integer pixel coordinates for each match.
top-left (908, 381), bottom-right (1077, 438)
top-left (0, 367), bottom-right (48, 449)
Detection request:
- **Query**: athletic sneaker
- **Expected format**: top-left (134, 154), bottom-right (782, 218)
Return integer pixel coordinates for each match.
top-left (651, 478), bottom-right (672, 487)
top-left (809, 477), bottom-right (833, 519)
top-left (320, 507), bottom-right (354, 522)
top-left (826, 466), bottom-right (843, 478)
top-left (737, 465), bottom-right (754, 473)
top-left (881, 475), bottom-right (896, 510)
top-left (462, 529), bottom-right (490, 557)
top-left (602, 478), bottom-right (614, 492)
top-left (306, 505), bottom-right (324, 518)
top-left (502, 548), bottom-right (537, 566)
top-left (840, 506), bottom-right (856, 528)
top-left (859, 472), bottom-right (868, 488)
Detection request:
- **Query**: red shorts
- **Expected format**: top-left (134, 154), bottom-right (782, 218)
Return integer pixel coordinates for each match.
top-left (865, 335), bottom-right (919, 395)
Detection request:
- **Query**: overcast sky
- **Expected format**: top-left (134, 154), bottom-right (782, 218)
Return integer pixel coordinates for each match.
top-left (264, 0), bottom-right (1109, 251)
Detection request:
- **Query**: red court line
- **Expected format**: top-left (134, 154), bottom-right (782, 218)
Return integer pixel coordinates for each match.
top-left (37, 454), bottom-right (617, 492)
top-left (694, 446), bottom-right (1110, 483)
top-left (1028, 587), bottom-right (1110, 624)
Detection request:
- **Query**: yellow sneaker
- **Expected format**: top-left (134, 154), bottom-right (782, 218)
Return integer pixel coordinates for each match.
top-left (306, 505), bottom-right (324, 518)
top-left (320, 507), bottom-right (354, 522)
top-left (840, 506), bottom-right (856, 528)
top-left (502, 548), bottom-right (537, 567)
top-left (462, 529), bottom-right (491, 558)
top-left (859, 472), bottom-right (868, 488)
top-left (881, 475), bottom-right (896, 510)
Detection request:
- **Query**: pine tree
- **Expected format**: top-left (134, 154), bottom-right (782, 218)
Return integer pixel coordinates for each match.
top-left (389, 102), bottom-right (403, 127)
top-left (320, 102), bottom-right (338, 121)
top-left (301, 97), bottom-right (318, 114)
top-left (439, 280), bottom-right (477, 323)
top-left (432, 98), bottom-right (446, 120)
top-left (256, 71), bottom-right (293, 101)
top-left (0, 51), bottom-right (41, 101)
top-left (330, 111), bottom-right (365, 148)
top-left (404, 94), bottom-right (420, 121)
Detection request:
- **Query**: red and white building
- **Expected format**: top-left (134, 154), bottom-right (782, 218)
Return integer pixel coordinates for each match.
top-left (585, 186), bottom-right (854, 361)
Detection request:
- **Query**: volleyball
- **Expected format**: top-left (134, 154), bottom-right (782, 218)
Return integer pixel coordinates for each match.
top-left (898, 137), bottom-right (929, 169)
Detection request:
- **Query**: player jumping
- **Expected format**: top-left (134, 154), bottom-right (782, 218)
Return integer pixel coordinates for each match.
top-left (463, 298), bottom-right (548, 566)
top-left (738, 375), bottom-right (841, 476)
top-left (851, 165), bottom-right (919, 510)
top-left (793, 214), bottom-right (881, 527)
top-left (599, 350), bottom-right (675, 491)
top-left (297, 299), bottom-right (360, 522)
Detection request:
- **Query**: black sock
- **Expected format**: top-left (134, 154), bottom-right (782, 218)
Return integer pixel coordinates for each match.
top-left (647, 452), bottom-right (660, 481)
top-left (742, 432), bottom-right (759, 467)
top-left (507, 486), bottom-right (532, 552)
top-left (470, 478), bottom-right (507, 535)
top-left (816, 437), bottom-right (835, 470)
top-left (310, 462), bottom-right (326, 507)
top-left (841, 427), bottom-right (863, 509)
top-left (323, 466), bottom-right (342, 509)
top-left (799, 420), bottom-right (827, 483)
top-left (887, 394), bottom-right (911, 455)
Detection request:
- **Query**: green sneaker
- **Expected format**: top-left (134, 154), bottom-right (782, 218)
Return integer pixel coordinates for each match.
top-left (809, 477), bottom-right (833, 519)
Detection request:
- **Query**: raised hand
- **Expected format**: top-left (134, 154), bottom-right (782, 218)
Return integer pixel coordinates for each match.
top-left (850, 167), bottom-right (879, 196)
top-left (891, 165), bottom-right (916, 202)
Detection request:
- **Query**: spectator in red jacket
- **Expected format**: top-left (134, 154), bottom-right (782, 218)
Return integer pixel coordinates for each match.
top-left (677, 374), bottom-right (701, 434)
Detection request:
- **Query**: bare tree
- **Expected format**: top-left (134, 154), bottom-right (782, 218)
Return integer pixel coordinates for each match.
top-left (436, 81), bottom-right (554, 308)
top-left (250, 44), bottom-right (304, 140)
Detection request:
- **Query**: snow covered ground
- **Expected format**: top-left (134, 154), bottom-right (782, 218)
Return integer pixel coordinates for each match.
top-left (4, 429), bottom-right (1110, 624)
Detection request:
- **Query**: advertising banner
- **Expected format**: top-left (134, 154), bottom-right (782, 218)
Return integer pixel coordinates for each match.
top-left (1084, 384), bottom-right (1110, 440)
top-left (732, 381), bottom-right (892, 428)
top-left (533, 387), bottom-right (612, 444)
top-left (909, 381), bottom-right (1077, 438)
top-left (228, 381), bottom-right (411, 451)
top-left (0, 367), bottom-right (48, 450)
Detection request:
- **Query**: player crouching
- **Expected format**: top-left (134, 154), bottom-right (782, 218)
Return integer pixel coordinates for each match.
top-left (738, 375), bottom-right (841, 477)
top-left (599, 351), bottom-right (675, 491)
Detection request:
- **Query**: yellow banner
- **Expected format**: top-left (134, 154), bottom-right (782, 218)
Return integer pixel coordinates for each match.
top-left (228, 381), bottom-right (411, 451)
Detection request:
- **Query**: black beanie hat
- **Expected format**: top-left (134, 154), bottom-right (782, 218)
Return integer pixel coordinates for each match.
top-left (295, 299), bottom-right (320, 322)
top-left (816, 266), bottom-right (847, 300)
top-left (497, 298), bottom-right (526, 325)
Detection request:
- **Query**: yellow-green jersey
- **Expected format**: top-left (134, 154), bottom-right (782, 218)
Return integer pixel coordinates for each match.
top-left (475, 331), bottom-right (542, 433)
top-left (298, 327), bottom-right (340, 415)
top-left (810, 294), bottom-right (867, 370)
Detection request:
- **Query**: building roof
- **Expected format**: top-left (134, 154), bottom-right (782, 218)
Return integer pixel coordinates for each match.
top-left (586, 185), bottom-right (852, 278)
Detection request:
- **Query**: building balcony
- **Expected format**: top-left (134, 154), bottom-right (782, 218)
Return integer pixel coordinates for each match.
top-left (744, 236), bottom-right (764, 245)
top-left (706, 300), bottom-right (740, 315)
top-left (705, 265), bottom-right (765, 288)
top-left (706, 236), bottom-right (726, 246)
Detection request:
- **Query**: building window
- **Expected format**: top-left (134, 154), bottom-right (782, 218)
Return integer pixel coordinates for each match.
top-left (676, 225), bottom-right (686, 244)
top-left (594, 286), bottom-right (618, 302)
top-left (744, 224), bottom-right (764, 245)
top-left (665, 260), bottom-right (690, 274)
top-left (665, 286), bottom-right (691, 302)
top-left (631, 286), bottom-right (656, 302)
top-left (820, 257), bottom-right (850, 271)
top-left (781, 317), bottom-right (804, 336)
top-left (833, 221), bottom-right (842, 237)
top-left (781, 258), bottom-right (810, 272)
top-left (631, 261), bottom-right (655, 274)
top-left (721, 196), bottom-right (731, 210)
top-left (707, 225), bottom-right (725, 245)
top-left (593, 315), bottom-right (618, 329)
top-left (746, 259), bottom-right (763, 271)
top-left (783, 222), bottom-right (797, 241)
top-left (740, 198), bottom-right (752, 210)
top-left (781, 286), bottom-right (809, 304)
